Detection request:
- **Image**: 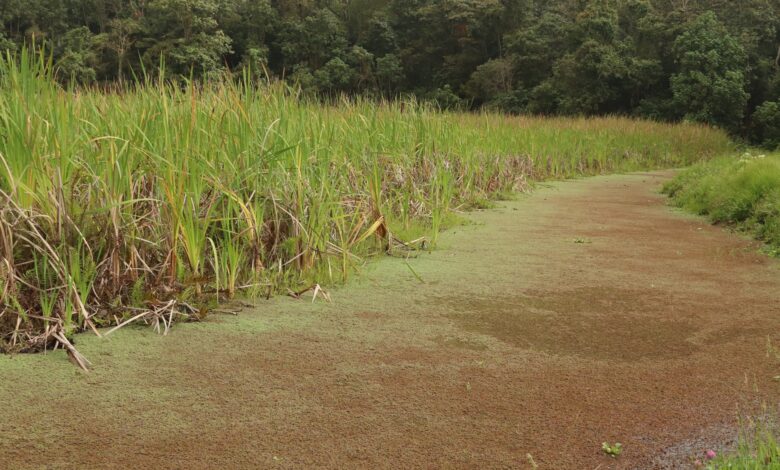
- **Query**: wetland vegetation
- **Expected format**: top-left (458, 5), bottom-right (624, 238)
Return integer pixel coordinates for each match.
top-left (0, 50), bottom-right (733, 357)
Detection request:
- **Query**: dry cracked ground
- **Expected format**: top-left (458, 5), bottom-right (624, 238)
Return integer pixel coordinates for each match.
top-left (2, 171), bottom-right (780, 469)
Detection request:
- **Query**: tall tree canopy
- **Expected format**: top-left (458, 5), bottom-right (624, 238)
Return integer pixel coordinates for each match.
top-left (1, 0), bottom-right (778, 147)
top-left (671, 12), bottom-right (749, 131)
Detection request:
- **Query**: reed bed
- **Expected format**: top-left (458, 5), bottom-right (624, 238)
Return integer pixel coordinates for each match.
top-left (0, 51), bottom-right (733, 359)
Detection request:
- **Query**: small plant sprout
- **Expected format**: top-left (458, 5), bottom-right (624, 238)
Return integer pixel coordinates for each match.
top-left (602, 442), bottom-right (623, 458)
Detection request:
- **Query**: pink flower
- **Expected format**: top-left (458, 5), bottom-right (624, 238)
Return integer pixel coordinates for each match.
top-left (705, 449), bottom-right (717, 460)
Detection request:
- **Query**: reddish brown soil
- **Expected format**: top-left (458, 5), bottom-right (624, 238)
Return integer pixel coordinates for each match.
top-left (2, 172), bottom-right (780, 469)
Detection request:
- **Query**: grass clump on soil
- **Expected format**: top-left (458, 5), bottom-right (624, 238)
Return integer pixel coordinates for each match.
top-left (0, 49), bottom-right (733, 356)
top-left (702, 423), bottom-right (780, 469)
top-left (663, 152), bottom-right (780, 256)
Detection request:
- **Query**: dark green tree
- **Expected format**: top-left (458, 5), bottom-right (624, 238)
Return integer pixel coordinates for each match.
top-left (670, 12), bottom-right (750, 130)
top-left (530, 0), bottom-right (661, 114)
top-left (753, 100), bottom-right (780, 149)
top-left (54, 26), bottom-right (101, 83)
top-left (139, 0), bottom-right (233, 78)
top-left (375, 53), bottom-right (404, 94)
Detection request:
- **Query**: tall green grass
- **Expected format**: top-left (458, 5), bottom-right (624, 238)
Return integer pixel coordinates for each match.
top-left (664, 152), bottom-right (780, 256)
top-left (705, 421), bottom-right (780, 469)
top-left (0, 50), bottom-right (733, 354)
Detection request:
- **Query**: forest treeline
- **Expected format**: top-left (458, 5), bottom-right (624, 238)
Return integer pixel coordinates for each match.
top-left (1, 0), bottom-right (779, 146)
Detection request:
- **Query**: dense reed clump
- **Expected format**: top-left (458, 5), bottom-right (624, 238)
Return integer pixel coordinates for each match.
top-left (0, 51), bottom-right (733, 356)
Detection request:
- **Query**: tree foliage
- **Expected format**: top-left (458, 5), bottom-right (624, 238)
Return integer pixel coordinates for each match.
top-left (0, 0), bottom-right (778, 145)
top-left (671, 12), bottom-right (749, 131)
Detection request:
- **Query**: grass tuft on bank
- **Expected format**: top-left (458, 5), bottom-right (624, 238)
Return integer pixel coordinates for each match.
top-left (663, 152), bottom-right (780, 257)
top-left (704, 423), bottom-right (780, 469)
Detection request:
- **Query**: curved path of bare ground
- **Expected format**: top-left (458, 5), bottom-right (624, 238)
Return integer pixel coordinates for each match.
top-left (2, 172), bottom-right (780, 469)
